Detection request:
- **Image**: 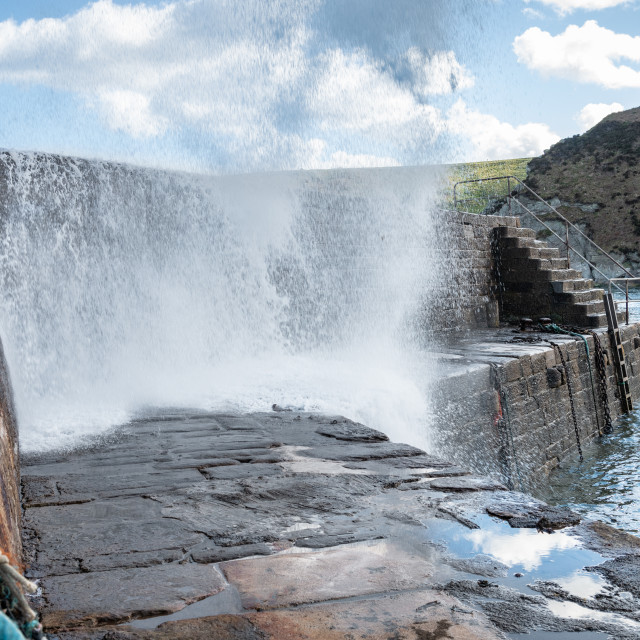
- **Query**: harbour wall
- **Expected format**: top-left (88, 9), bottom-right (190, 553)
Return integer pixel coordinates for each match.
top-left (433, 322), bottom-right (640, 488)
top-left (0, 335), bottom-right (20, 564)
top-left (430, 210), bottom-right (640, 486)
top-left (431, 211), bottom-right (519, 331)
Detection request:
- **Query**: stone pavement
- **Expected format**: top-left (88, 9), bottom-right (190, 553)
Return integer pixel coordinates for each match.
top-left (20, 411), bottom-right (640, 639)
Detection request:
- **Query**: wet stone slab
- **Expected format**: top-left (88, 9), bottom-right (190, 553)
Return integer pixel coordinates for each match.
top-left (221, 540), bottom-right (435, 610)
top-left (21, 410), bottom-right (640, 638)
top-left (41, 563), bottom-right (227, 629)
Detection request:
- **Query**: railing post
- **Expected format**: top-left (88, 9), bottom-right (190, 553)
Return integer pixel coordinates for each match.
top-left (565, 221), bottom-right (570, 269)
top-left (453, 183), bottom-right (458, 212)
top-left (626, 279), bottom-right (629, 325)
top-left (507, 177), bottom-right (511, 216)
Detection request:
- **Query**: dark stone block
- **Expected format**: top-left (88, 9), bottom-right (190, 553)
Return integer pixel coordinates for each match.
top-left (486, 500), bottom-right (581, 530)
top-left (546, 367), bottom-right (563, 388)
top-left (315, 419), bottom-right (388, 442)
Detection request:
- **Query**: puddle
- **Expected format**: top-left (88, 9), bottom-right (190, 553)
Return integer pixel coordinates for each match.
top-left (546, 599), bottom-right (640, 630)
top-left (126, 583), bottom-right (244, 630)
top-left (423, 514), bottom-right (604, 583)
top-left (283, 521), bottom-right (321, 533)
top-left (278, 445), bottom-right (370, 475)
top-left (555, 571), bottom-right (607, 599)
top-left (422, 514), bottom-right (640, 636)
top-left (509, 633), bottom-right (606, 639)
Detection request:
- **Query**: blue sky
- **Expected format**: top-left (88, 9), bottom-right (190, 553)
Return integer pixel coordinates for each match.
top-left (0, 0), bottom-right (638, 172)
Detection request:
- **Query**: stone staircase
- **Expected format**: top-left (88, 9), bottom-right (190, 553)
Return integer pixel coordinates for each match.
top-left (495, 226), bottom-right (622, 328)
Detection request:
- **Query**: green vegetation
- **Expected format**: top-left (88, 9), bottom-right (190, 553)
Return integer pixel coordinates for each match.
top-left (525, 106), bottom-right (640, 253)
top-left (442, 157), bottom-right (531, 213)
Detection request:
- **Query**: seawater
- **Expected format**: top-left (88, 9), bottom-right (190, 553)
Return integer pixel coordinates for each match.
top-left (542, 409), bottom-right (640, 535)
top-left (613, 289), bottom-right (640, 324)
top-left (0, 151), bottom-right (452, 453)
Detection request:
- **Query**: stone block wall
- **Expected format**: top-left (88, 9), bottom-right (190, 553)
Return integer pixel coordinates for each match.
top-left (432, 322), bottom-right (640, 489)
top-left (0, 335), bottom-right (20, 565)
top-left (430, 211), bottom-right (519, 332)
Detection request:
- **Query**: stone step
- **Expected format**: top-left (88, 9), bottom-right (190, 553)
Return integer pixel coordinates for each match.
top-left (500, 237), bottom-right (539, 249)
top-left (499, 246), bottom-right (563, 261)
top-left (499, 258), bottom-right (568, 274)
top-left (543, 258), bottom-right (569, 270)
top-left (582, 314), bottom-right (609, 329)
top-left (551, 279), bottom-right (595, 293)
top-left (559, 309), bottom-right (626, 329)
top-left (539, 247), bottom-right (562, 259)
top-left (563, 300), bottom-right (606, 317)
top-left (499, 247), bottom-right (537, 261)
top-left (553, 288), bottom-right (604, 304)
top-left (533, 268), bottom-right (583, 282)
top-left (496, 226), bottom-right (536, 239)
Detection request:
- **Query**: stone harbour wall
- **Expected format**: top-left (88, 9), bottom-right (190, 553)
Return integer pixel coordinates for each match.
top-left (430, 211), bottom-right (520, 332)
top-left (0, 335), bottom-right (20, 565)
top-left (433, 322), bottom-right (640, 489)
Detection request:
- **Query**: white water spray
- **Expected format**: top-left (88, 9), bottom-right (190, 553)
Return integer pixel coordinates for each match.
top-left (0, 151), bottom-right (448, 452)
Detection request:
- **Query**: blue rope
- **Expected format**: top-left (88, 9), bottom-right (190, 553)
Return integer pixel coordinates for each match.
top-left (0, 611), bottom-right (26, 640)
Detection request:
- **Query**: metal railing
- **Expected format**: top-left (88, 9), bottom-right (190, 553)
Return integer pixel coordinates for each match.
top-left (609, 278), bottom-right (640, 326)
top-left (453, 175), bottom-right (637, 319)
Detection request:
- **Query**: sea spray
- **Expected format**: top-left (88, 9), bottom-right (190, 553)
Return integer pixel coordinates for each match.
top-left (0, 151), bottom-right (448, 451)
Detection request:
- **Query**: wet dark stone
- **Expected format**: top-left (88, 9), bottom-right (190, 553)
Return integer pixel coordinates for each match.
top-left (190, 543), bottom-right (273, 564)
top-left (486, 500), bottom-right (580, 530)
top-left (384, 454), bottom-right (453, 469)
top-left (578, 521), bottom-right (640, 556)
top-left (294, 532), bottom-right (383, 548)
top-left (591, 554), bottom-right (640, 598)
top-left (22, 409), bottom-right (639, 638)
top-left (429, 477), bottom-right (506, 492)
top-left (546, 366), bottom-right (563, 388)
top-left (444, 555), bottom-right (509, 578)
top-left (301, 441), bottom-right (424, 462)
top-left (199, 463), bottom-right (283, 480)
top-left (55, 615), bottom-right (264, 640)
top-left (442, 579), bottom-right (636, 637)
top-left (315, 419), bottom-right (388, 442)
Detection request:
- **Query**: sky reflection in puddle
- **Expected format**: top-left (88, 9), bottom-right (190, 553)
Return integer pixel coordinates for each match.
top-left (425, 514), bottom-right (605, 583)
top-left (555, 571), bottom-right (607, 599)
top-left (465, 527), bottom-right (578, 571)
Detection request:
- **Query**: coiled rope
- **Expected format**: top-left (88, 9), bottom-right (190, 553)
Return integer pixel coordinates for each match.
top-left (0, 554), bottom-right (46, 640)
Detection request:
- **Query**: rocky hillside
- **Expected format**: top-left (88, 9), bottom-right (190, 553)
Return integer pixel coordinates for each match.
top-left (525, 106), bottom-right (640, 257)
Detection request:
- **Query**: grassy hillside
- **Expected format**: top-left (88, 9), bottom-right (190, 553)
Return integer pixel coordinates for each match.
top-left (525, 106), bottom-right (640, 254)
top-left (443, 157), bottom-right (531, 213)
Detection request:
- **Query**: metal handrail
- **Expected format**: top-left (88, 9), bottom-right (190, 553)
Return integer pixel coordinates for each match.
top-left (609, 277), bottom-right (640, 325)
top-left (507, 198), bottom-right (627, 297)
top-left (453, 175), bottom-right (635, 297)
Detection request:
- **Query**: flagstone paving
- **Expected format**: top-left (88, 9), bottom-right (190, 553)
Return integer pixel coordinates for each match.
top-left (20, 411), bottom-right (640, 639)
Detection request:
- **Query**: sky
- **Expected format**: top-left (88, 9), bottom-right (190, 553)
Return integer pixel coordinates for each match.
top-left (0, 0), bottom-right (638, 173)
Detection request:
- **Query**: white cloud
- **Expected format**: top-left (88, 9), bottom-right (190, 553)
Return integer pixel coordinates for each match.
top-left (0, 0), bottom-right (559, 169)
top-left (310, 49), bottom-right (442, 134)
top-left (523, 7), bottom-right (545, 18)
top-left (399, 48), bottom-right (474, 97)
top-left (96, 89), bottom-right (168, 138)
top-left (514, 21), bottom-right (640, 89)
top-left (576, 101), bottom-right (624, 130)
top-left (524, 0), bottom-right (634, 15)
top-left (447, 100), bottom-right (560, 160)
